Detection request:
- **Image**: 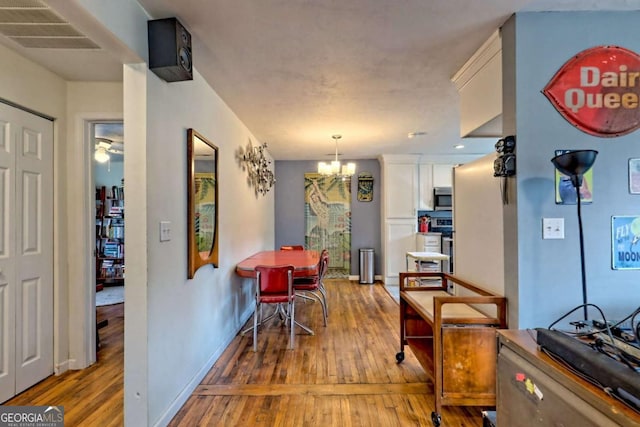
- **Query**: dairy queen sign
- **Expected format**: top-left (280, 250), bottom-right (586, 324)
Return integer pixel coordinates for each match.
top-left (543, 45), bottom-right (640, 137)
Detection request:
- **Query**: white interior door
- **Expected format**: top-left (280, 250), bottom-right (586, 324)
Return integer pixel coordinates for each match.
top-left (0, 102), bottom-right (53, 402)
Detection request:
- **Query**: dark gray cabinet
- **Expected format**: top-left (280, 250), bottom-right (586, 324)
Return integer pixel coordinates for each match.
top-left (497, 330), bottom-right (640, 427)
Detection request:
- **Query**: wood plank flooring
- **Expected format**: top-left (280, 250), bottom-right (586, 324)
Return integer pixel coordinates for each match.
top-left (170, 280), bottom-right (486, 426)
top-left (4, 302), bottom-right (124, 426)
top-left (3, 280), bottom-right (486, 426)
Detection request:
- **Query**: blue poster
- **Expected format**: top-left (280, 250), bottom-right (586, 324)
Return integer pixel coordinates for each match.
top-left (612, 215), bottom-right (640, 270)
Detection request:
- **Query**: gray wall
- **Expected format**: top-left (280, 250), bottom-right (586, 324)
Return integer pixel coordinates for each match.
top-left (505, 12), bottom-right (640, 328)
top-left (274, 159), bottom-right (382, 275)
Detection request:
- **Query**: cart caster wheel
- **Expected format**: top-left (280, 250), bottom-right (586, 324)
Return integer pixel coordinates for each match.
top-left (395, 351), bottom-right (404, 363)
top-left (431, 411), bottom-right (441, 427)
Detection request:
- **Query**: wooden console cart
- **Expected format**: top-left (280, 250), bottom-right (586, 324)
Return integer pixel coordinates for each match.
top-left (397, 272), bottom-right (507, 426)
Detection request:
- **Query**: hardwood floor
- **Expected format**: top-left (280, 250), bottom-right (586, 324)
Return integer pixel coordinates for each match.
top-left (169, 280), bottom-right (486, 426)
top-left (4, 302), bottom-right (124, 426)
top-left (3, 280), bottom-right (486, 426)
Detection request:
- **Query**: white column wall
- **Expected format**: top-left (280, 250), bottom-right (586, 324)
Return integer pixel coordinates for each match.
top-left (0, 43), bottom-right (69, 374)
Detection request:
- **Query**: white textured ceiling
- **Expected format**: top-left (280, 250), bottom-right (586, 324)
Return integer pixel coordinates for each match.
top-left (4, 1), bottom-right (640, 160)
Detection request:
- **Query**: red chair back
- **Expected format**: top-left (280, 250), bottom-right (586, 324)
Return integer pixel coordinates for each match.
top-left (280, 245), bottom-right (304, 251)
top-left (255, 265), bottom-right (294, 298)
top-left (319, 249), bottom-right (329, 278)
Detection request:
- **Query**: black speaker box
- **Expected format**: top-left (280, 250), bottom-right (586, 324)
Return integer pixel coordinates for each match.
top-left (536, 328), bottom-right (640, 407)
top-left (148, 17), bottom-right (193, 82)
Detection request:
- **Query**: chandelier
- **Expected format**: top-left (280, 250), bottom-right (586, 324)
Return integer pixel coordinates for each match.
top-left (317, 135), bottom-right (356, 177)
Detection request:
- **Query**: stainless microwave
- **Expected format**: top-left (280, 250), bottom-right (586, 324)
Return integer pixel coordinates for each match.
top-left (433, 187), bottom-right (452, 210)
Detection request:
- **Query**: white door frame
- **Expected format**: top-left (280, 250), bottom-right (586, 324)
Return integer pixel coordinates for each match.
top-left (67, 113), bottom-right (123, 369)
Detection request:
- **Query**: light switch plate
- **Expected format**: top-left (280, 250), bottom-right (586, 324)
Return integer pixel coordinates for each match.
top-left (160, 221), bottom-right (171, 242)
top-left (542, 218), bottom-right (564, 239)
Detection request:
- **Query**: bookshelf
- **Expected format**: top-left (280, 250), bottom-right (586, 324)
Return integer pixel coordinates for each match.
top-left (96, 184), bottom-right (124, 290)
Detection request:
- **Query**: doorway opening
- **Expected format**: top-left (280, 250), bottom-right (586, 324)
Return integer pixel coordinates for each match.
top-left (92, 122), bottom-right (125, 345)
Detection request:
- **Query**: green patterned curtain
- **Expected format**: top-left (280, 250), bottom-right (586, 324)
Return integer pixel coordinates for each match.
top-left (304, 173), bottom-right (351, 277)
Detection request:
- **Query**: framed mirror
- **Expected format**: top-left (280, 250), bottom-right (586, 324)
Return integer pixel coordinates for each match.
top-left (187, 129), bottom-right (218, 278)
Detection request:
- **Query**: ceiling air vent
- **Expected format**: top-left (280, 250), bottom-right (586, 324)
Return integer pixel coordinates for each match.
top-left (0, 0), bottom-right (100, 49)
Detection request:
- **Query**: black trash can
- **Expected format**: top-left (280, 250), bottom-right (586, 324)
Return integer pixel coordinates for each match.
top-left (359, 248), bottom-right (374, 284)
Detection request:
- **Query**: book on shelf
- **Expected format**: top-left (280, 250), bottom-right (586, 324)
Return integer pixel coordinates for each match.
top-left (108, 225), bottom-right (124, 239)
top-left (96, 186), bottom-right (106, 200)
top-left (96, 184), bottom-right (125, 283)
top-left (99, 261), bottom-right (124, 279)
top-left (111, 185), bottom-right (124, 200)
top-left (109, 205), bottom-right (124, 216)
top-left (102, 241), bottom-right (124, 258)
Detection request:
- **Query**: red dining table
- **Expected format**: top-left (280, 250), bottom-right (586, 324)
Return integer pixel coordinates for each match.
top-left (237, 249), bottom-right (319, 336)
top-left (235, 250), bottom-right (320, 278)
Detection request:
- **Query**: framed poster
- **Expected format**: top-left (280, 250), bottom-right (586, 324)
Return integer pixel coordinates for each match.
top-left (357, 172), bottom-right (374, 202)
top-left (554, 150), bottom-right (593, 205)
top-left (630, 158), bottom-right (640, 194)
top-left (611, 215), bottom-right (640, 270)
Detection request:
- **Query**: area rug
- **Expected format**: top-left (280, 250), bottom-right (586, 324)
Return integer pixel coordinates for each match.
top-left (96, 285), bottom-right (124, 306)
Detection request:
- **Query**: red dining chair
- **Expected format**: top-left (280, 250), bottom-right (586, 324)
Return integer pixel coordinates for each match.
top-left (318, 249), bottom-right (329, 305)
top-left (251, 264), bottom-right (296, 351)
top-left (280, 245), bottom-right (304, 251)
top-left (293, 249), bottom-right (329, 325)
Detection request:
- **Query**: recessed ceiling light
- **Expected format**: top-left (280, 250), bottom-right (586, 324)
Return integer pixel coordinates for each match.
top-left (408, 131), bottom-right (427, 139)
top-left (454, 144), bottom-right (465, 149)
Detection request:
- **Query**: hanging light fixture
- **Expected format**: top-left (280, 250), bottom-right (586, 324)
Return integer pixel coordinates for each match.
top-left (317, 135), bottom-right (356, 177)
top-left (94, 145), bottom-right (110, 163)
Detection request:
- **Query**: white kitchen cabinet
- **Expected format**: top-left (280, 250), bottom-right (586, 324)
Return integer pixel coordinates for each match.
top-left (432, 164), bottom-right (454, 187)
top-left (418, 163), bottom-right (455, 210)
top-left (418, 163), bottom-right (433, 210)
top-left (380, 156), bottom-right (463, 285)
top-left (380, 155), bottom-right (420, 285)
top-left (382, 158), bottom-right (418, 218)
top-left (451, 29), bottom-right (502, 138)
top-left (384, 220), bottom-right (417, 285)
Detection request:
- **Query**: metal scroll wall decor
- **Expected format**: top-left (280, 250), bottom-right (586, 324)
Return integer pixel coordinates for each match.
top-left (236, 139), bottom-right (275, 196)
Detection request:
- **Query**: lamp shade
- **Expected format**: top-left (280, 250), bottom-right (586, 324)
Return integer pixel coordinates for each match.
top-left (551, 150), bottom-right (598, 177)
top-left (317, 134), bottom-right (356, 177)
top-left (94, 147), bottom-right (110, 163)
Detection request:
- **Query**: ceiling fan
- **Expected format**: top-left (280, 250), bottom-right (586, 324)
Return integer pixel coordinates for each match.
top-left (95, 137), bottom-right (124, 163)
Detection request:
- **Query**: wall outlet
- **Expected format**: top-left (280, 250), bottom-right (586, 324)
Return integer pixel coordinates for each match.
top-left (160, 221), bottom-right (171, 242)
top-left (542, 218), bottom-right (564, 239)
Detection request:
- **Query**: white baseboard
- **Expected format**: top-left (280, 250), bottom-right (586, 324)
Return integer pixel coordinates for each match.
top-left (54, 359), bottom-right (70, 375)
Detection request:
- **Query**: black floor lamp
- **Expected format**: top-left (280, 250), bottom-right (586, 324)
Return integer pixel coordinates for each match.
top-left (551, 150), bottom-right (598, 321)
